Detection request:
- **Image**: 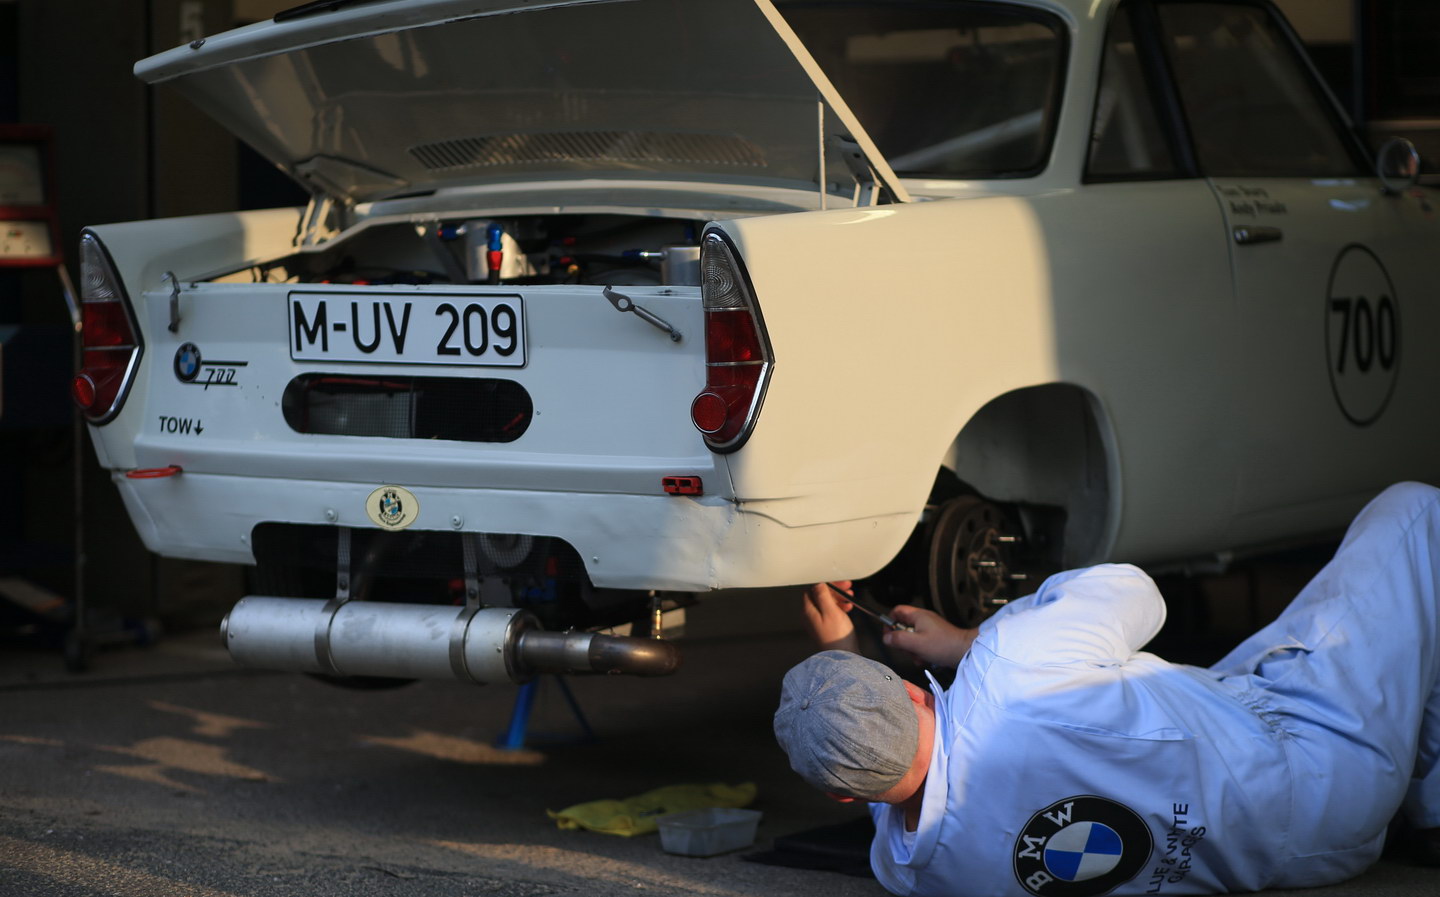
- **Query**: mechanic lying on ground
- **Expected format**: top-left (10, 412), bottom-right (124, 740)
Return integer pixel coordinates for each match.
top-left (774, 482), bottom-right (1440, 896)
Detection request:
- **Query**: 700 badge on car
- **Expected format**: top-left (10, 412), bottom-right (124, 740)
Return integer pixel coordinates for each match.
top-left (289, 291), bottom-right (527, 366)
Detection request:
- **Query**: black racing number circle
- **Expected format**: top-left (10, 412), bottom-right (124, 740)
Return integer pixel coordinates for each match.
top-left (1325, 244), bottom-right (1400, 427)
top-left (1014, 795), bottom-right (1152, 897)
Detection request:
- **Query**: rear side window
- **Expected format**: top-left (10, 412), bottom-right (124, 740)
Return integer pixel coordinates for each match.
top-left (1157, 2), bottom-right (1361, 177)
top-left (779, 1), bottom-right (1066, 178)
top-left (1088, 4), bottom-right (1180, 179)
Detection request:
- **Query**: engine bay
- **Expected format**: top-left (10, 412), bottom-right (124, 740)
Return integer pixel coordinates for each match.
top-left (246, 213), bottom-right (706, 288)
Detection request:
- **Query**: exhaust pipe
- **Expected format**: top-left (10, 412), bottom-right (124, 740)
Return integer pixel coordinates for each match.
top-left (219, 596), bottom-right (680, 684)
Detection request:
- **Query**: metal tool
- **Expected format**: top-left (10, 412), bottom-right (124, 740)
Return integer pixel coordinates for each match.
top-left (828, 584), bottom-right (914, 632)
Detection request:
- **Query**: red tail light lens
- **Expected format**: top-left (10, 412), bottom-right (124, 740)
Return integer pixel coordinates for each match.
top-left (690, 231), bottom-right (772, 452)
top-left (690, 392), bottom-right (727, 434)
top-left (71, 375), bottom-right (97, 408)
top-left (74, 232), bottom-right (142, 423)
top-left (705, 309), bottom-right (762, 363)
top-left (81, 300), bottom-right (134, 347)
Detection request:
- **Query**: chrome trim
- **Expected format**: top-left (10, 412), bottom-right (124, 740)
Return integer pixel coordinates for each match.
top-left (704, 360), bottom-right (766, 368)
top-left (78, 230), bottom-right (145, 426)
top-left (697, 229), bottom-right (773, 454)
top-left (1377, 136), bottom-right (1423, 195)
top-left (1232, 225), bottom-right (1284, 245)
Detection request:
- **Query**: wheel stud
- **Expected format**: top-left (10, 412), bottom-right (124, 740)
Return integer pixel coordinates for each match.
top-left (928, 494), bottom-right (1034, 628)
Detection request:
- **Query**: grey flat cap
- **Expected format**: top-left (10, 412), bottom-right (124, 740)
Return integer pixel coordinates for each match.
top-left (773, 650), bottom-right (919, 800)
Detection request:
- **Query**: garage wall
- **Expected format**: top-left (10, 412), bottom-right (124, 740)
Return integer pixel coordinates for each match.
top-left (18, 0), bottom-right (238, 239)
top-left (1276, 0), bottom-right (1353, 42)
top-left (1274, 0), bottom-right (1357, 115)
top-left (234, 0), bottom-right (290, 20)
top-left (6, 0), bottom-right (243, 623)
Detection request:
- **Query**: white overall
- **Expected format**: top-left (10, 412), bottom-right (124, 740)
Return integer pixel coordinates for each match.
top-left (871, 482), bottom-right (1440, 896)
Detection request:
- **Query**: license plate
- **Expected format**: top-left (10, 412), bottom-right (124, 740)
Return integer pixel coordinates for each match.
top-left (289, 291), bottom-right (526, 367)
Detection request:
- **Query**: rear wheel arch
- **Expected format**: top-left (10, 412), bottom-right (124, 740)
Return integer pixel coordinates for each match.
top-left (860, 384), bottom-right (1120, 626)
top-left (940, 382), bottom-right (1119, 569)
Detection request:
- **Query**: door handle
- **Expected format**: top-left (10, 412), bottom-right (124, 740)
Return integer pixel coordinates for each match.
top-left (1232, 225), bottom-right (1283, 245)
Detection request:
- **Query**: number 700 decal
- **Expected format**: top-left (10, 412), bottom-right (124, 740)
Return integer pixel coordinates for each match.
top-left (1329, 294), bottom-right (1397, 374)
top-left (1325, 245), bottom-right (1400, 427)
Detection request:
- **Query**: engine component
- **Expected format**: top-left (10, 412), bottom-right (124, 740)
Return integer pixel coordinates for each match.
top-left (462, 219), bottom-right (536, 282)
top-left (660, 245), bottom-right (701, 286)
top-left (219, 596), bottom-right (680, 683)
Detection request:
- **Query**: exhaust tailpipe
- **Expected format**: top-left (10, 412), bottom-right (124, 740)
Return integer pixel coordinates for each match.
top-left (219, 596), bottom-right (680, 684)
top-left (516, 629), bottom-right (681, 677)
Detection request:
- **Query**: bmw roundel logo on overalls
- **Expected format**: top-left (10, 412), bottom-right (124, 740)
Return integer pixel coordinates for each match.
top-left (1014, 796), bottom-right (1151, 897)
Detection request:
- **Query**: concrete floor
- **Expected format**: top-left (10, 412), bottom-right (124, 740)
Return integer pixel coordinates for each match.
top-left (0, 577), bottom-right (1437, 896)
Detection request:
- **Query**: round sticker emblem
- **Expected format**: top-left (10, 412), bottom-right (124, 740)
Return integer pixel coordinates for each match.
top-left (1325, 244), bottom-right (1400, 427)
top-left (1014, 796), bottom-right (1151, 897)
top-left (366, 485), bottom-right (419, 531)
top-left (174, 342), bottom-right (202, 382)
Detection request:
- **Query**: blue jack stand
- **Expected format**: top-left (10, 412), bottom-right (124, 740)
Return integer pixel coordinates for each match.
top-left (498, 675), bottom-right (596, 750)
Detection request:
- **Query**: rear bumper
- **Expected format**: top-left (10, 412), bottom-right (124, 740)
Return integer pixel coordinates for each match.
top-left (114, 471), bottom-right (915, 591)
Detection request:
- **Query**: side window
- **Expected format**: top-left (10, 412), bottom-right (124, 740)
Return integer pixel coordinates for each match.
top-left (1157, 2), bottom-right (1360, 177)
top-left (1087, 3), bottom-right (1179, 179)
top-left (779, 2), bottom-right (1066, 178)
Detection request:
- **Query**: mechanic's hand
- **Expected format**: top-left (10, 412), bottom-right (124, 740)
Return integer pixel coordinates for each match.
top-left (883, 605), bottom-right (977, 668)
top-left (802, 581), bottom-right (858, 654)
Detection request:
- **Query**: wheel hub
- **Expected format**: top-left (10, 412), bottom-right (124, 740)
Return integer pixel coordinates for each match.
top-left (927, 495), bottom-right (1021, 627)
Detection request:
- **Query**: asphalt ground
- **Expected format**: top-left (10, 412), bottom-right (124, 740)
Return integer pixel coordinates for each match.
top-left (1, 574), bottom-right (1437, 897)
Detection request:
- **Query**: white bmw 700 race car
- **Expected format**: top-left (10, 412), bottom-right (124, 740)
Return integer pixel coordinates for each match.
top-left (74, 0), bottom-right (1438, 685)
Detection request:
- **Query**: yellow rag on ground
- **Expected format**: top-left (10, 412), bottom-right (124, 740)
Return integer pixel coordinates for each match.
top-left (548, 782), bottom-right (756, 837)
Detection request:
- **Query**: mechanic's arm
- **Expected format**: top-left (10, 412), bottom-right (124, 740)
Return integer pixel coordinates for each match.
top-left (800, 583), bottom-right (979, 666)
top-left (990, 564), bottom-right (1166, 666)
top-left (882, 606), bottom-right (978, 668)
top-left (801, 581), bottom-right (859, 654)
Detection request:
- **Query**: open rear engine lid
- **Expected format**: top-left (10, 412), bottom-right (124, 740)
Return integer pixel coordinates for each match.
top-left (135, 0), bottom-right (909, 206)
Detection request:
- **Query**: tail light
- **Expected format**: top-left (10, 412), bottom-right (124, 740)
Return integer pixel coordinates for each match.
top-left (690, 230), bottom-right (772, 452)
top-left (72, 231), bottom-right (143, 423)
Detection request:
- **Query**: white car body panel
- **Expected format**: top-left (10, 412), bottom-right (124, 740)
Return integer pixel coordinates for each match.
top-left (719, 178), bottom-right (1243, 565)
top-left (79, 0), bottom-right (1440, 612)
top-left (1212, 177), bottom-right (1435, 533)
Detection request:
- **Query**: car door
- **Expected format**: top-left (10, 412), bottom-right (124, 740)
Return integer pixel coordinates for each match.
top-left (1155, 0), bottom-right (1434, 539)
top-left (1080, 0), bottom-right (1244, 560)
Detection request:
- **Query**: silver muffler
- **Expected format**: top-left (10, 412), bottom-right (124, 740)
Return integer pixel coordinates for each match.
top-left (219, 596), bottom-right (680, 684)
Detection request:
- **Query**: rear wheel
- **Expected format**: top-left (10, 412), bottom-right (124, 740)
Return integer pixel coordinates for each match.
top-left (924, 494), bottom-right (1028, 628)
